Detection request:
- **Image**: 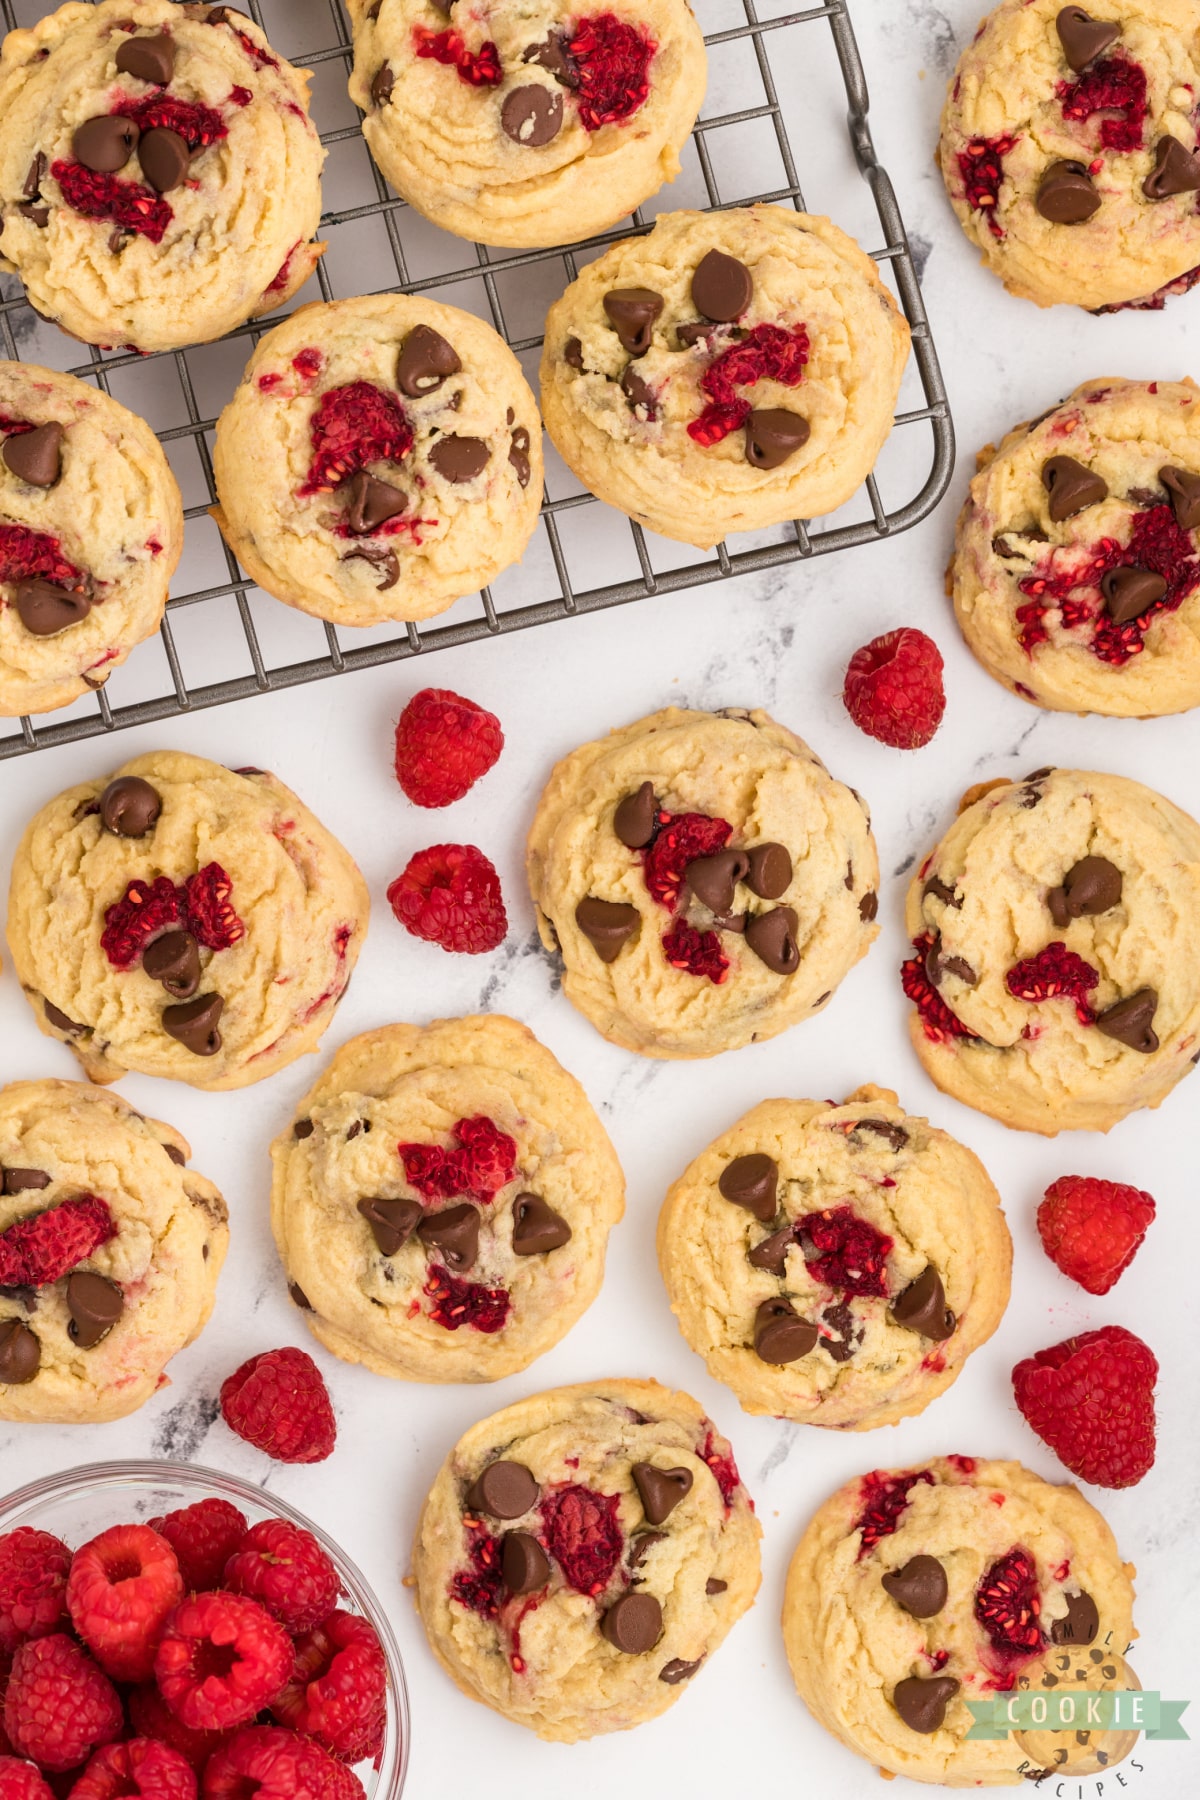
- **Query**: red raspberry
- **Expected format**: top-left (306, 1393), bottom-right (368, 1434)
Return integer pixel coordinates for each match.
top-left (1037, 1176), bottom-right (1156, 1296)
top-left (269, 1610), bottom-right (385, 1763)
top-left (0, 1532), bottom-right (71, 1655)
top-left (49, 163), bottom-right (173, 244)
top-left (1012, 1325), bottom-right (1157, 1488)
top-left (398, 1115), bottom-right (517, 1203)
top-left (126, 1687), bottom-right (229, 1777)
top-left (3, 1635), bottom-right (122, 1773)
top-left (67, 1526), bottom-right (183, 1683)
top-left (117, 95), bottom-right (227, 152)
top-left (392, 689), bottom-right (503, 808)
top-left (200, 1727), bottom-right (364, 1800)
top-left (0, 1197), bottom-right (116, 1290)
top-left (1006, 942), bottom-right (1098, 1023)
top-left (411, 27), bottom-right (502, 87)
top-left (423, 1265), bottom-right (511, 1333)
top-left (1057, 54), bottom-right (1147, 151)
top-left (67, 1739), bottom-right (197, 1800)
top-left (148, 1504), bottom-right (248, 1596)
top-left (0, 1759), bottom-right (55, 1800)
top-left (222, 1523), bottom-right (339, 1636)
top-left (956, 134), bottom-right (1017, 238)
top-left (387, 845), bottom-right (507, 954)
top-left (852, 1469), bottom-right (934, 1558)
top-left (567, 14), bottom-right (655, 129)
top-left (539, 1486), bottom-right (623, 1597)
top-left (219, 1349), bottom-right (336, 1464)
top-left (181, 868), bottom-right (244, 956)
top-left (449, 1528), bottom-right (502, 1622)
top-left (901, 934), bottom-right (978, 1044)
top-left (844, 628), bottom-right (945, 749)
top-left (661, 920), bottom-right (729, 984)
top-left (797, 1205), bottom-right (893, 1297)
top-left (974, 1547), bottom-right (1045, 1661)
top-left (641, 812), bottom-right (730, 910)
top-left (155, 1593), bottom-right (293, 1733)
top-left (0, 525), bottom-right (85, 593)
top-left (688, 324), bottom-right (809, 446)
top-left (299, 383), bottom-right (413, 496)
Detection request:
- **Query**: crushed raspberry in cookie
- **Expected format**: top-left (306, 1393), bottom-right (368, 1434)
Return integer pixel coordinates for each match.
top-left (0, 1196), bottom-right (116, 1291)
top-left (1057, 55), bottom-right (1147, 152)
top-left (100, 865), bottom-right (243, 970)
top-left (148, 1502), bottom-right (248, 1597)
top-left (182, 866), bottom-right (244, 954)
top-left (50, 163), bottom-right (172, 244)
top-left (1005, 942), bottom-right (1098, 1024)
top-left (269, 1610), bottom-right (385, 1763)
top-left (424, 1265), bottom-right (511, 1334)
top-left (698, 1432), bottom-right (744, 1510)
top-left (387, 844), bottom-right (507, 954)
top-left (412, 26), bottom-right (502, 86)
top-left (299, 382), bottom-right (413, 496)
top-left (1017, 504), bottom-right (1200, 664)
top-left (797, 1204), bottom-right (892, 1297)
top-left (2, 1635), bottom-right (122, 1773)
top-left (67, 1737), bottom-right (197, 1800)
top-left (399, 1115), bottom-right (517, 1204)
top-left (853, 1469), bottom-right (934, 1558)
top-left (1013, 1324), bottom-right (1157, 1488)
top-left (203, 13), bottom-right (279, 73)
top-left (902, 935), bottom-right (978, 1043)
top-left (115, 95), bottom-right (227, 151)
top-left (973, 1548), bottom-right (1045, 1661)
top-left (568, 14), bottom-right (656, 130)
top-left (687, 324), bottom-right (810, 447)
top-left (393, 688), bottom-right (504, 808)
top-left (539, 1485), bottom-right (622, 1596)
top-left (223, 1522), bottom-right (340, 1637)
top-left (956, 135), bottom-right (1016, 237)
top-left (843, 628), bottom-right (945, 749)
top-left (661, 919), bottom-right (729, 984)
top-left (264, 243), bottom-right (299, 299)
top-left (1037, 1175), bottom-right (1156, 1296)
top-left (67, 1525), bottom-right (184, 1684)
top-left (220, 1348), bottom-right (336, 1465)
top-left (126, 1683), bottom-right (230, 1775)
top-left (641, 812), bottom-right (732, 908)
top-left (449, 1526), bottom-right (503, 1621)
top-left (154, 1592), bottom-right (293, 1733)
top-left (0, 1531), bottom-right (71, 1656)
top-left (0, 524), bottom-right (86, 593)
top-left (201, 1726), bottom-right (362, 1800)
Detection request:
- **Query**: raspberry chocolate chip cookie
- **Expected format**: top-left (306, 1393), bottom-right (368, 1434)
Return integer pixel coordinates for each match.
top-left (783, 1455), bottom-right (1137, 1786)
top-left (212, 294), bottom-right (542, 627)
top-left (347, 0), bottom-right (706, 249)
top-left (903, 767), bottom-right (1200, 1134)
top-left (0, 1078), bottom-right (227, 1424)
top-left (952, 377), bottom-right (1200, 716)
top-left (1, 360), bottom-right (182, 718)
top-left (0, 2), bottom-right (324, 354)
top-left (270, 1016), bottom-right (624, 1384)
top-left (6, 751), bottom-right (368, 1092)
top-left (412, 1379), bottom-right (760, 1740)
top-left (939, 1), bottom-right (1200, 312)
top-left (657, 1086), bottom-right (1011, 1429)
top-left (527, 705), bottom-right (880, 1059)
top-left (539, 206), bottom-right (911, 548)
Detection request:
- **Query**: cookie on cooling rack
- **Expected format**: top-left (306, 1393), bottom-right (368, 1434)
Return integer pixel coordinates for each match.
top-left (212, 295), bottom-right (543, 627)
top-left (539, 206), bottom-right (911, 547)
top-left (271, 1016), bottom-right (624, 1383)
top-left (6, 751), bottom-right (368, 1092)
top-left (346, 0), bottom-right (707, 249)
top-left (0, 360), bottom-right (182, 719)
top-left (0, 1), bottom-right (324, 354)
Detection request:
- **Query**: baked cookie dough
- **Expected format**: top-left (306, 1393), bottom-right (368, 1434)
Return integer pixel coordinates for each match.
top-left (412, 1379), bottom-right (761, 1740)
top-left (270, 1016), bottom-right (625, 1384)
top-left (938, 1), bottom-right (1200, 312)
top-left (6, 751), bottom-right (368, 1092)
top-left (346, 0), bottom-right (706, 249)
top-left (783, 1455), bottom-right (1137, 1786)
top-left (0, 2), bottom-right (325, 354)
top-left (903, 766), bottom-right (1200, 1134)
top-left (952, 377), bottom-right (1200, 716)
top-left (657, 1086), bottom-right (1011, 1428)
top-left (527, 705), bottom-right (880, 1059)
top-left (0, 1078), bottom-right (227, 1424)
top-left (212, 295), bottom-right (543, 627)
top-left (539, 206), bottom-right (910, 548)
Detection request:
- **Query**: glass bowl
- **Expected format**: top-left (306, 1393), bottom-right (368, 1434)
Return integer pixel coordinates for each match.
top-left (0, 1460), bottom-right (409, 1798)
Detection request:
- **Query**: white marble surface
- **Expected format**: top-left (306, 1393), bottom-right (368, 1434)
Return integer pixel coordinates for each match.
top-left (2, 0), bottom-right (1200, 1794)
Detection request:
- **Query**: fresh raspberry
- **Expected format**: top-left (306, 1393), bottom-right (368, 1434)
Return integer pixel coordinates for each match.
top-left (1005, 942), bottom-right (1098, 1023)
top-left (398, 1115), bottom-right (517, 1203)
top-left (148, 1504), bottom-right (248, 1596)
top-left (567, 14), bottom-right (655, 129)
top-left (299, 382), bottom-right (413, 496)
top-left (0, 1759), bottom-right (55, 1800)
top-left (115, 95), bottom-right (227, 151)
top-left (50, 163), bottom-right (172, 244)
top-left (1037, 1176), bottom-right (1156, 1295)
top-left (853, 1470), bottom-right (934, 1558)
top-left (219, 1349), bottom-right (336, 1465)
top-left (387, 845), bottom-right (507, 954)
top-left (448, 1526), bottom-right (502, 1622)
top-left (1057, 54), bottom-right (1147, 150)
top-left (155, 1593), bottom-right (293, 1733)
top-left (956, 134), bottom-right (1017, 237)
top-left (0, 1532), bottom-right (71, 1655)
top-left (843, 628), bottom-right (946, 749)
top-left (698, 1431), bottom-right (745, 1510)
top-left (100, 878), bottom-right (185, 970)
top-left (67, 1525), bottom-right (184, 1683)
top-left (411, 27), bottom-right (502, 86)
top-left (222, 1523), bottom-right (339, 1636)
top-left (641, 812), bottom-right (731, 909)
top-left (1013, 1325), bottom-right (1157, 1487)
top-left (181, 868), bottom-right (244, 956)
top-left (974, 1548), bottom-right (1045, 1661)
top-left (392, 689), bottom-right (504, 808)
top-left (126, 1686), bottom-right (230, 1778)
top-left (423, 1265), bottom-right (511, 1334)
top-left (687, 323), bottom-right (809, 446)
top-left (661, 919), bottom-right (729, 984)
top-left (797, 1204), bottom-right (893, 1297)
top-left (0, 525), bottom-right (85, 593)
top-left (539, 1486), bottom-right (622, 1596)
top-left (67, 1739), bottom-right (198, 1800)
top-left (200, 1727), bottom-right (363, 1800)
top-left (0, 1197), bottom-right (116, 1290)
top-left (1017, 504), bottom-right (1200, 665)
top-left (269, 1611), bottom-right (385, 1763)
top-left (901, 935), bottom-right (978, 1044)
top-left (3, 1636), bottom-right (122, 1774)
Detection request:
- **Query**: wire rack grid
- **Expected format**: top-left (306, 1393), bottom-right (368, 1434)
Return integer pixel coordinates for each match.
top-left (0, 0), bottom-right (954, 762)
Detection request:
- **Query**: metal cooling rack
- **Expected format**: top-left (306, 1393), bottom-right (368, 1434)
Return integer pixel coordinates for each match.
top-left (0, 0), bottom-right (954, 761)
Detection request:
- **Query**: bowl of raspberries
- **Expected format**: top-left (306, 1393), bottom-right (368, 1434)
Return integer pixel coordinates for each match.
top-left (0, 1460), bottom-right (409, 1799)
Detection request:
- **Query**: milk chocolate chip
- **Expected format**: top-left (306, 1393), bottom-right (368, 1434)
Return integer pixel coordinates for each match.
top-left (602, 1592), bottom-right (662, 1653)
top-left (2, 1169), bottom-right (50, 1194)
top-left (98, 775), bottom-right (162, 838)
top-left (161, 993), bottom-right (223, 1056)
top-left (747, 1225), bottom-right (794, 1274)
top-left (142, 931), bottom-right (201, 999)
top-left (745, 408), bottom-right (809, 470)
top-left (343, 472), bottom-right (407, 534)
top-left (1036, 161), bottom-right (1101, 223)
top-left (1160, 465), bottom-right (1200, 530)
top-left (744, 905), bottom-right (800, 974)
top-left (691, 249), bottom-right (752, 321)
top-left (511, 1193), bottom-right (571, 1254)
top-left (358, 1195), bottom-right (423, 1255)
top-left (73, 115), bottom-right (139, 173)
top-left (632, 1463), bottom-right (692, 1525)
top-left (501, 1531), bottom-right (549, 1594)
top-left (893, 1674), bottom-right (960, 1733)
top-left (429, 435), bottom-right (489, 483)
top-left (3, 421), bottom-right (63, 487)
top-left (66, 1272), bottom-right (123, 1348)
top-left (0, 1319), bottom-right (40, 1384)
top-left (1100, 565), bottom-right (1166, 625)
top-left (508, 426), bottom-right (532, 488)
top-left (574, 896), bottom-right (639, 962)
top-left (1042, 454), bottom-right (1108, 521)
top-left (1095, 988), bottom-right (1159, 1052)
top-left (882, 1555), bottom-right (948, 1618)
top-left (891, 1265), bottom-right (955, 1340)
top-left (659, 1657), bottom-right (703, 1684)
top-left (417, 1202), bottom-right (480, 1272)
top-left (115, 33), bottom-right (176, 84)
top-left (139, 127), bottom-right (190, 194)
top-left (1056, 6), bottom-right (1119, 71)
top-left (342, 544), bottom-right (399, 589)
top-left (613, 781), bottom-right (657, 847)
top-left (754, 1297), bottom-right (818, 1364)
top-left (1046, 855), bottom-right (1122, 927)
top-left (718, 1153), bottom-right (777, 1222)
top-left (1051, 1590), bottom-right (1100, 1646)
top-left (1143, 136), bottom-right (1200, 200)
top-left (501, 83), bottom-right (564, 146)
top-left (745, 842), bottom-right (792, 900)
top-left (602, 288), bottom-right (663, 356)
top-left (15, 580), bottom-right (91, 636)
top-left (466, 1461), bottom-right (539, 1519)
top-left (397, 325), bottom-right (461, 396)
top-left (684, 850), bottom-right (748, 914)
top-left (371, 62), bottom-right (394, 107)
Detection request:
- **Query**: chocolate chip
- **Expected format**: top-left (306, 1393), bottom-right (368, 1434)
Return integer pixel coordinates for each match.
top-left (1160, 465), bottom-right (1200, 529)
top-left (0, 1319), bottom-right (40, 1384)
top-left (522, 31), bottom-right (579, 86)
top-left (820, 1300), bottom-right (862, 1363)
top-left (1143, 135), bottom-right (1200, 200)
top-left (754, 1297), bottom-right (818, 1364)
top-left (501, 83), bottom-right (564, 147)
top-left (891, 1265), bottom-right (956, 1340)
top-left (706, 1577), bottom-right (727, 1595)
top-left (892, 1674), bottom-right (960, 1733)
top-left (358, 1196), bottom-right (423, 1255)
top-left (3, 1169), bottom-right (50, 1194)
top-left (621, 364), bottom-right (654, 414)
top-left (1047, 855), bottom-right (1123, 928)
top-left (574, 896), bottom-right (639, 963)
top-left (859, 891), bottom-right (878, 922)
top-left (342, 544), bottom-right (399, 589)
top-left (142, 930), bottom-right (201, 999)
top-left (417, 1202), bottom-right (479, 1272)
top-left (659, 1657), bottom-right (703, 1684)
top-left (718, 1153), bottom-right (778, 1222)
top-left (294, 1119), bottom-right (314, 1140)
top-left (744, 906), bottom-right (800, 975)
top-left (288, 1282), bottom-right (312, 1310)
top-left (15, 580), bottom-right (91, 636)
top-left (602, 1592), bottom-right (662, 1654)
top-left (564, 336), bottom-right (584, 370)
top-left (2, 421), bottom-right (63, 487)
top-left (1095, 987), bottom-right (1159, 1052)
top-left (675, 319), bottom-right (713, 348)
top-left (16, 204), bottom-right (49, 227)
top-left (397, 324), bottom-right (461, 397)
top-left (511, 1192), bottom-right (571, 1254)
top-left (370, 62), bottom-right (393, 107)
top-left (0, 1286), bottom-right (37, 1313)
top-left (691, 249), bottom-right (753, 321)
top-left (685, 850), bottom-right (749, 914)
top-left (138, 127), bottom-right (190, 194)
top-left (65, 1272), bottom-right (123, 1348)
top-left (73, 115), bottom-right (139, 173)
top-left (937, 952), bottom-right (977, 986)
top-left (1042, 454), bottom-right (1108, 521)
top-left (44, 1001), bottom-right (83, 1035)
top-left (466, 1461), bottom-right (539, 1519)
top-left (711, 909), bottom-right (747, 934)
top-left (855, 1119), bottom-right (909, 1151)
top-left (501, 1531), bottom-right (549, 1594)
top-left (632, 1463), bottom-right (693, 1525)
top-left (161, 993), bottom-right (223, 1056)
top-left (343, 471), bottom-right (407, 534)
top-left (23, 153), bottom-right (46, 198)
top-left (744, 407), bottom-right (810, 471)
top-left (164, 1144), bottom-right (187, 1166)
top-left (922, 876), bottom-right (960, 909)
top-left (744, 842), bottom-right (792, 900)
top-left (882, 1555), bottom-right (948, 1618)
top-left (628, 1531), bottom-right (666, 1574)
top-left (614, 781), bottom-right (657, 847)
top-left (508, 426), bottom-right (532, 488)
top-left (1037, 158), bottom-right (1102, 223)
top-left (115, 33), bottom-right (176, 84)
top-left (747, 1225), bottom-right (794, 1274)
top-left (602, 287), bottom-right (664, 356)
top-left (429, 434), bottom-right (490, 483)
top-left (1051, 1590), bottom-right (1100, 1646)
top-left (1056, 6), bottom-right (1119, 71)
top-left (1100, 565), bottom-right (1167, 625)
